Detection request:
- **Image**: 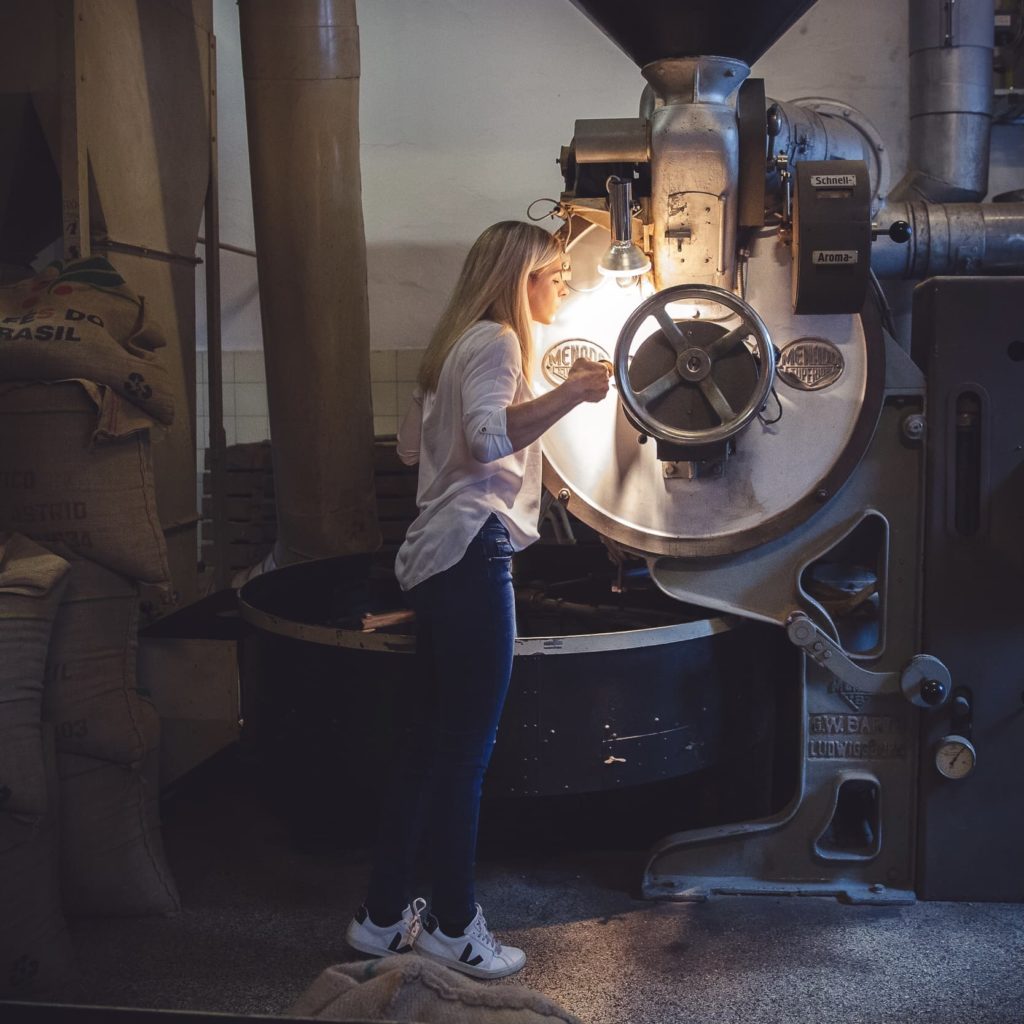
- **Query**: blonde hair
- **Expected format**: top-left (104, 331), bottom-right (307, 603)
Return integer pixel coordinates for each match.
top-left (417, 221), bottom-right (563, 392)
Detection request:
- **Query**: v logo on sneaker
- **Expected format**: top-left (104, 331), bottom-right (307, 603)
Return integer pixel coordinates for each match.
top-left (459, 943), bottom-right (484, 967)
top-left (346, 900), bottom-right (424, 959)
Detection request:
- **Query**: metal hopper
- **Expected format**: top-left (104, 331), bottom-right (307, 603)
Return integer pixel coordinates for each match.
top-left (569, 0), bottom-right (820, 65)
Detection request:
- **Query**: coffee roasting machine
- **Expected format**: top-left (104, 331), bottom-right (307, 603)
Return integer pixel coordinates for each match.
top-left (235, 0), bottom-right (1024, 906)
top-left (508, 0), bottom-right (1024, 904)
top-left (232, 0), bottom-right (1024, 906)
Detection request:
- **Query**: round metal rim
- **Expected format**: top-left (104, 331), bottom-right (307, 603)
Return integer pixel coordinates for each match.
top-left (238, 589), bottom-right (737, 656)
top-left (613, 283), bottom-right (777, 446)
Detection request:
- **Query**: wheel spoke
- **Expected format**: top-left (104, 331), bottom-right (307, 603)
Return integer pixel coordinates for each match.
top-left (636, 368), bottom-right (681, 409)
top-left (654, 305), bottom-right (689, 352)
top-left (706, 323), bottom-right (751, 361)
top-left (699, 376), bottom-right (736, 423)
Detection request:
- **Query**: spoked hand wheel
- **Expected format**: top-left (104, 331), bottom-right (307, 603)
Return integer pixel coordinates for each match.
top-left (613, 284), bottom-right (776, 448)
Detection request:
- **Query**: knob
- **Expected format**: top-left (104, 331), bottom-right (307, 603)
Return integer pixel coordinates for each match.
top-left (921, 678), bottom-right (947, 706)
top-left (871, 220), bottom-right (912, 244)
top-left (887, 220), bottom-right (912, 244)
top-left (952, 694), bottom-right (971, 718)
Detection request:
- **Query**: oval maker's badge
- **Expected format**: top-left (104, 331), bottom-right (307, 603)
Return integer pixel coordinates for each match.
top-left (777, 338), bottom-right (845, 391)
top-left (541, 338), bottom-right (614, 387)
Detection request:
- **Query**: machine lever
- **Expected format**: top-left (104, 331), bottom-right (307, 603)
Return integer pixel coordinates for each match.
top-left (871, 220), bottom-right (912, 244)
top-left (785, 612), bottom-right (951, 709)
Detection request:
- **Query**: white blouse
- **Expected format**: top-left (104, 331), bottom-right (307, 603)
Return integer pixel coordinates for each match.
top-left (394, 320), bottom-right (542, 592)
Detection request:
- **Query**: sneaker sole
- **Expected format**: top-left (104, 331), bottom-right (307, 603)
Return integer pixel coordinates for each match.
top-left (416, 946), bottom-right (526, 979)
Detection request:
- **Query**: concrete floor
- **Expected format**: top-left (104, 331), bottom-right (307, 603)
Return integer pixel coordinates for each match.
top-left (15, 752), bottom-right (1024, 1023)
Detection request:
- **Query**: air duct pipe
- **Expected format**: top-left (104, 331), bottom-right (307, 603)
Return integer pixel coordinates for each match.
top-left (890, 0), bottom-right (995, 203)
top-left (238, 0), bottom-right (380, 566)
top-left (871, 199), bottom-right (1024, 276)
top-left (870, 0), bottom-right (1024, 277)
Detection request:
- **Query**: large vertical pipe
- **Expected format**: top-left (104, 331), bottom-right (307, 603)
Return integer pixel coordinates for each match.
top-left (890, 0), bottom-right (995, 203)
top-left (238, 0), bottom-right (379, 564)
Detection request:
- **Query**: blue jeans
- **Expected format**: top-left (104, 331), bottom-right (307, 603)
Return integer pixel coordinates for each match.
top-left (365, 514), bottom-right (516, 928)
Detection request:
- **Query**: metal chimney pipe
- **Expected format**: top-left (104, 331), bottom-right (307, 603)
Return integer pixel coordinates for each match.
top-left (890, 0), bottom-right (995, 203)
top-left (238, 0), bottom-right (380, 564)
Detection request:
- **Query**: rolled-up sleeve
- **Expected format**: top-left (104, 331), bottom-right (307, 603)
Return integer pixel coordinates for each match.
top-left (462, 329), bottom-right (521, 463)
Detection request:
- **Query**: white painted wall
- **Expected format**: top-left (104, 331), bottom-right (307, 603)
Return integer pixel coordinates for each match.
top-left (198, 0), bottom-right (1023, 355)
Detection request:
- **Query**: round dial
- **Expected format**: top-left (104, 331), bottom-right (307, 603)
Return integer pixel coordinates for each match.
top-left (934, 735), bottom-right (977, 780)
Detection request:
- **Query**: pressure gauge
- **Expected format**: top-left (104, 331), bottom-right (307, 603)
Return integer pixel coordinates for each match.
top-left (934, 735), bottom-right (977, 780)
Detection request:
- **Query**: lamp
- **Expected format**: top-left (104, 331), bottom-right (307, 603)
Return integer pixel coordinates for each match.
top-left (598, 175), bottom-right (651, 281)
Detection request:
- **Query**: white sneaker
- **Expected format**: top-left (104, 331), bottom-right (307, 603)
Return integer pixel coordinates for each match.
top-left (416, 903), bottom-right (526, 979)
top-left (345, 897), bottom-right (425, 957)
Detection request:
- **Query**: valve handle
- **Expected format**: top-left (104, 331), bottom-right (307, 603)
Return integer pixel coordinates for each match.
top-left (613, 284), bottom-right (776, 448)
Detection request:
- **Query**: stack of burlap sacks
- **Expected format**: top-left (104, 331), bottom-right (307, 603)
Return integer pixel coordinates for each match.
top-left (0, 258), bottom-right (180, 997)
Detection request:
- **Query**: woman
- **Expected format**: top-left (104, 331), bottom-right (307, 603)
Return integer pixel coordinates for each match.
top-left (346, 221), bottom-right (609, 978)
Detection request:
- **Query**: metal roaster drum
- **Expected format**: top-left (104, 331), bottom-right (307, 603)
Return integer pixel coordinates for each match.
top-left (236, 550), bottom-right (799, 835)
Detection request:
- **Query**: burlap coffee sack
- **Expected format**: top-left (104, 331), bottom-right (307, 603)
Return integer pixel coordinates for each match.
top-left (58, 748), bottom-right (179, 917)
top-left (290, 956), bottom-right (583, 1024)
top-left (0, 533), bottom-right (70, 817)
top-left (45, 557), bottom-right (160, 764)
top-left (0, 381), bottom-right (170, 587)
top-left (0, 730), bottom-right (75, 998)
top-left (0, 257), bottom-right (173, 424)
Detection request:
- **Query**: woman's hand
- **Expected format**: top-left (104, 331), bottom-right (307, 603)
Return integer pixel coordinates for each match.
top-left (504, 357), bottom-right (611, 453)
top-left (566, 358), bottom-right (611, 403)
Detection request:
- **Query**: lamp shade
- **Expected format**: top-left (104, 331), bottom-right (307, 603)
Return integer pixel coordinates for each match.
top-left (598, 242), bottom-right (652, 278)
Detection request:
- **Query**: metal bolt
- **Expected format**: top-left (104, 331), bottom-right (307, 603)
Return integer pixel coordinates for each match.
top-left (557, 488), bottom-right (570, 503)
top-left (869, 883), bottom-right (886, 893)
top-left (815, 488), bottom-right (830, 502)
top-left (902, 414), bottom-right (926, 442)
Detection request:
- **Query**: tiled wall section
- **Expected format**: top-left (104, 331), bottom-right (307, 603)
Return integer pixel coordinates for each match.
top-left (370, 348), bottom-right (423, 437)
top-left (196, 347), bottom-right (425, 513)
top-left (195, 347), bottom-right (425, 454)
